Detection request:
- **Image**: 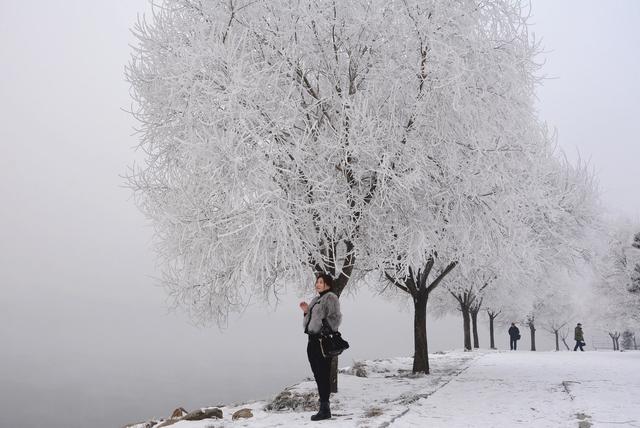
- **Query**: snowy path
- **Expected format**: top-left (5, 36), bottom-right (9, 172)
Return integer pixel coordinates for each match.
top-left (390, 351), bottom-right (640, 427)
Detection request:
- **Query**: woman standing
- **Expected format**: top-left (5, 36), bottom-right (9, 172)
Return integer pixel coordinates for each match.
top-left (299, 273), bottom-right (342, 421)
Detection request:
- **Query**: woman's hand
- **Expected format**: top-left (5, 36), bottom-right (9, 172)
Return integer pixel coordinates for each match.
top-left (299, 301), bottom-right (309, 313)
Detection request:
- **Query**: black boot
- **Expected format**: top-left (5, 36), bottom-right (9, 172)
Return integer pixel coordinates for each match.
top-left (310, 400), bottom-right (331, 421)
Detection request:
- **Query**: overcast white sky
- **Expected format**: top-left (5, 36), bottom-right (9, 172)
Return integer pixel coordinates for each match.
top-left (0, 2), bottom-right (638, 428)
top-left (532, 1), bottom-right (640, 219)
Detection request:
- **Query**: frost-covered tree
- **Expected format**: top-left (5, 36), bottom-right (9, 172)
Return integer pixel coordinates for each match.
top-left (589, 286), bottom-right (633, 351)
top-left (486, 308), bottom-right (501, 350)
top-left (559, 326), bottom-right (572, 351)
top-left (630, 232), bottom-right (640, 295)
top-left (591, 222), bottom-right (640, 334)
top-left (336, 0), bottom-right (542, 373)
top-left (483, 274), bottom-right (533, 350)
top-left (129, 0), bottom-right (424, 324)
top-left (376, 33), bottom-right (599, 369)
top-left (127, 0), bottom-right (482, 321)
top-left (539, 281), bottom-right (576, 351)
top-left (446, 269), bottom-right (493, 351)
top-left (609, 331), bottom-right (621, 351)
top-left (450, 286), bottom-right (479, 352)
top-left (519, 155), bottom-right (601, 271)
top-left (589, 293), bottom-right (633, 351)
top-left (621, 330), bottom-right (637, 350)
top-left (445, 151), bottom-right (599, 353)
top-left (542, 311), bottom-right (571, 352)
top-left (469, 271), bottom-right (506, 349)
top-left (525, 285), bottom-right (571, 352)
top-left (525, 311), bottom-right (538, 351)
top-left (512, 155), bottom-right (601, 351)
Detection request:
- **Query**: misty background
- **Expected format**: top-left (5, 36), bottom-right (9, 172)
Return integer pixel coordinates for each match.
top-left (0, 1), bottom-right (638, 428)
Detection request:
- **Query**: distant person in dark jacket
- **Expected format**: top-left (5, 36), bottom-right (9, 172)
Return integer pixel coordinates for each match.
top-left (300, 273), bottom-right (342, 421)
top-left (508, 323), bottom-right (520, 350)
top-left (574, 323), bottom-right (585, 351)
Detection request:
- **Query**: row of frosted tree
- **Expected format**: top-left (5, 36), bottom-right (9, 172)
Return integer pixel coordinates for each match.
top-left (125, 0), bottom-right (640, 377)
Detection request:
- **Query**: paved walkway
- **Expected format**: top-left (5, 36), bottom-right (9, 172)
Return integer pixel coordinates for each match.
top-left (389, 351), bottom-right (640, 427)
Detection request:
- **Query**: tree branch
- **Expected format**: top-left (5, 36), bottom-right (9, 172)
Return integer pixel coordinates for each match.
top-left (427, 261), bottom-right (459, 295)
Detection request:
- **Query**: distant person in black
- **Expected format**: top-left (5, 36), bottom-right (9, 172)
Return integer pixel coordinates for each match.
top-left (508, 323), bottom-right (520, 350)
top-left (574, 323), bottom-right (585, 351)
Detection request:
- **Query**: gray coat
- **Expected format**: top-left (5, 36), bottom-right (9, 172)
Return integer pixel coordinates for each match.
top-left (303, 291), bottom-right (342, 335)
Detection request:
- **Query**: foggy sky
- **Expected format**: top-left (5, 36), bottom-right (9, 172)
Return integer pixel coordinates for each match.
top-left (0, 2), bottom-right (638, 428)
top-left (532, 1), bottom-right (640, 218)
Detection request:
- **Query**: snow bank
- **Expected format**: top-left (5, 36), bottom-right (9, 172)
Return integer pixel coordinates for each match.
top-left (127, 350), bottom-right (640, 428)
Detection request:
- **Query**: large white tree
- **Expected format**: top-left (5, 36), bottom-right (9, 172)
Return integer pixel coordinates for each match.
top-left (126, 0), bottom-right (543, 322)
top-left (126, 0), bottom-right (445, 322)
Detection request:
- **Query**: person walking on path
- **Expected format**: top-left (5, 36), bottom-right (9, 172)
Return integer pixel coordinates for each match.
top-left (299, 273), bottom-right (342, 421)
top-left (574, 323), bottom-right (585, 351)
top-left (508, 323), bottom-right (520, 350)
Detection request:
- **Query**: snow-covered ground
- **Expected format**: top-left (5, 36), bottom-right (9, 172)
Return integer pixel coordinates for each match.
top-left (390, 351), bottom-right (640, 427)
top-left (130, 350), bottom-right (640, 428)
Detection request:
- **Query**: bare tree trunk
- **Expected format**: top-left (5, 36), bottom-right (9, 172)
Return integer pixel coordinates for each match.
top-left (609, 333), bottom-right (616, 351)
top-left (462, 307), bottom-right (472, 351)
top-left (329, 357), bottom-right (338, 392)
top-left (634, 336), bottom-right (638, 350)
top-left (324, 258), bottom-right (354, 393)
top-left (560, 328), bottom-right (571, 351)
top-left (529, 322), bottom-right (536, 351)
top-left (608, 332), bottom-right (621, 351)
top-left (413, 293), bottom-right (429, 373)
top-left (554, 330), bottom-right (559, 351)
top-left (488, 313), bottom-right (497, 349)
top-left (452, 291), bottom-right (474, 351)
top-left (386, 259), bottom-right (458, 374)
top-left (471, 307), bottom-right (480, 349)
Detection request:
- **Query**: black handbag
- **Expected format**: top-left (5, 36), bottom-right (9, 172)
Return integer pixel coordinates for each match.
top-left (319, 331), bottom-right (350, 358)
top-left (319, 319), bottom-right (350, 358)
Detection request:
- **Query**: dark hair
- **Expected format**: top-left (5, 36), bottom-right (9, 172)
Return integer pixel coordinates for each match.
top-left (317, 273), bottom-right (333, 289)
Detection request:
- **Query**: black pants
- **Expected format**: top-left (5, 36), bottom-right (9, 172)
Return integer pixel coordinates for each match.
top-left (510, 338), bottom-right (517, 350)
top-left (574, 340), bottom-right (584, 351)
top-left (307, 337), bottom-right (331, 402)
